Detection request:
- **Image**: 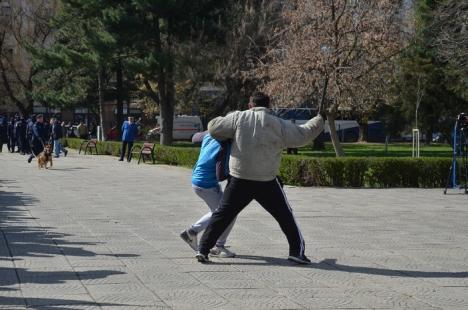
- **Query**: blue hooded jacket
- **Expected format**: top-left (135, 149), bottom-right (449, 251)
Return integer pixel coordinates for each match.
top-left (192, 134), bottom-right (230, 188)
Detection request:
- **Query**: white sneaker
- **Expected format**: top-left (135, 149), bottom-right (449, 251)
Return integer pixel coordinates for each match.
top-left (180, 229), bottom-right (198, 251)
top-left (210, 246), bottom-right (236, 258)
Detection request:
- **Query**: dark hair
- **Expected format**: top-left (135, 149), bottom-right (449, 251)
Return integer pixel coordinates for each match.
top-left (251, 92), bottom-right (270, 108)
top-left (36, 114), bottom-right (43, 118)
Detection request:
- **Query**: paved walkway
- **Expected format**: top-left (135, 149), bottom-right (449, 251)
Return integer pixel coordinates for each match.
top-left (0, 150), bottom-right (467, 309)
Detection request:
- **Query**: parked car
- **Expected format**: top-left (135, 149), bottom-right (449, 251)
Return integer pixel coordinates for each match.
top-left (147, 115), bottom-right (203, 141)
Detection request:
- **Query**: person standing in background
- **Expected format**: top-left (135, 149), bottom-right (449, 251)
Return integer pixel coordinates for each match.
top-left (26, 115), bottom-right (36, 154)
top-left (28, 114), bottom-right (46, 163)
top-left (119, 116), bottom-right (138, 162)
top-left (7, 117), bottom-right (16, 153)
top-left (43, 118), bottom-right (52, 142)
top-left (77, 121), bottom-right (88, 139)
top-left (16, 117), bottom-right (28, 155)
top-left (51, 118), bottom-right (68, 158)
top-left (0, 116), bottom-right (7, 153)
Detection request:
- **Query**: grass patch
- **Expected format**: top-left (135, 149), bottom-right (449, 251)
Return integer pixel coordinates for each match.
top-left (296, 142), bottom-right (452, 158)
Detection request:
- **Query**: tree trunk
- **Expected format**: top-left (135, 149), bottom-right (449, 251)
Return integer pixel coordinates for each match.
top-left (356, 112), bottom-right (369, 143)
top-left (358, 121), bottom-right (368, 142)
top-left (160, 99), bottom-right (174, 145)
top-left (98, 66), bottom-right (106, 141)
top-left (425, 127), bottom-right (432, 145)
top-left (116, 59), bottom-right (124, 139)
top-left (327, 112), bottom-right (345, 157)
top-left (154, 18), bottom-right (174, 146)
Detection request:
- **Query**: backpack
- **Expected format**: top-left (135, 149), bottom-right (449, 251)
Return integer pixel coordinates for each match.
top-left (215, 140), bottom-right (231, 181)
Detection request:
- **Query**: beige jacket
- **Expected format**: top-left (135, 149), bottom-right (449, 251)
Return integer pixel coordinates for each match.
top-left (208, 107), bottom-right (324, 181)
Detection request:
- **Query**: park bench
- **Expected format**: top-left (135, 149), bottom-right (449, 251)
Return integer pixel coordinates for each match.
top-left (78, 139), bottom-right (99, 155)
top-left (129, 142), bottom-right (156, 164)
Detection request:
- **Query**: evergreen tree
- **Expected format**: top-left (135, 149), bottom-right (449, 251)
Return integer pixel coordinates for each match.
top-left (392, 0), bottom-right (467, 144)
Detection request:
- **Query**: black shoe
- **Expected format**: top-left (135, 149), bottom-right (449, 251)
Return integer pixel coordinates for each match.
top-left (27, 156), bottom-right (33, 163)
top-left (118, 158), bottom-right (124, 161)
top-left (288, 254), bottom-right (311, 265)
top-left (64, 150), bottom-right (68, 157)
top-left (196, 252), bottom-right (210, 263)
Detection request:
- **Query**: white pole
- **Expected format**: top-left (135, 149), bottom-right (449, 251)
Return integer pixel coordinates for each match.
top-left (412, 129), bottom-right (420, 158)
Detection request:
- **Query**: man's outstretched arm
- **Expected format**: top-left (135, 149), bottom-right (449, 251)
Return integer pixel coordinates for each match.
top-left (208, 112), bottom-right (239, 141)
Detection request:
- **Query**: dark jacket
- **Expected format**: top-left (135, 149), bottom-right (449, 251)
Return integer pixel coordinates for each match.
top-left (15, 120), bottom-right (26, 141)
top-left (31, 122), bottom-right (46, 147)
top-left (43, 122), bottom-right (51, 141)
top-left (52, 122), bottom-right (63, 140)
top-left (7, 121), bottom-right (15, 139)
top-left (0, 119), bottom-right (7, 141)
top-left (26, 119), bottom-right (35, 140)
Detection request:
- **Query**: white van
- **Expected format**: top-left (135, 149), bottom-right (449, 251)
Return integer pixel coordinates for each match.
top-left (152, 115), bottom-right (203, 140)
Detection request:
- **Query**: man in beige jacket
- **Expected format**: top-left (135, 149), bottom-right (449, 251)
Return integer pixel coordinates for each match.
top-left (196, 92), bottom-right (324, 264)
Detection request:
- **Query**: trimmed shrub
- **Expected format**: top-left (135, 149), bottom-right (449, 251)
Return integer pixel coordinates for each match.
top-left (64, 138), bottom-right (453, 188)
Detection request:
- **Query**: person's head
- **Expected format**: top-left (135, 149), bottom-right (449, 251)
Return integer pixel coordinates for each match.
top-left (61, 121), bottom-right (65, 126)
top-left (49, 118), bottom-right (55, 124)
top-left (36, 114), bottom-right (44, 123)
top-left (248, 92), bottom-right (270, 109)
top-left (128, 116), bottom-right (135, 123)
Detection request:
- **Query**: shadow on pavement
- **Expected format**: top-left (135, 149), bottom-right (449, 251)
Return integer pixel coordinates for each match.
top-left (0, 295), bottom-right (124, 309)
top-left (0, 181), bottom-right (139, 308)
top-left (220, 255), bottom-right (468, 278)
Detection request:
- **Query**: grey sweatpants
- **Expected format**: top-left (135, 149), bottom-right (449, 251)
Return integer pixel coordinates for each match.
top-left (191, 184), bottom-right (236, 247)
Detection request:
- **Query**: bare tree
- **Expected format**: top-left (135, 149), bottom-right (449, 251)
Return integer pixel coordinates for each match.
top-left (0, 0), bottom-right (57, 116)
top-left (260, 0), bottom-right (404, 156)
top-left (432, 0), bottom-right (467, 100)
top-left (432, 0), bottom-right (467, 71)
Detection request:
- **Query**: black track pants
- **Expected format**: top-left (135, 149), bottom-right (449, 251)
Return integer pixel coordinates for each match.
top-left (198, 176), bottom-right (305, 257)
top-left (120, 141), bottom-right (133, 161)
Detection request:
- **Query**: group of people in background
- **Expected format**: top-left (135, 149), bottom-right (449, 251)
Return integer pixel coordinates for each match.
top-left (0, 114), bottom-right (69, 162)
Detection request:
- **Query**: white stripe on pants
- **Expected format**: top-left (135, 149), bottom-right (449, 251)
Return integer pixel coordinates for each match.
top-left (191, 184), bottom-right (236, 247)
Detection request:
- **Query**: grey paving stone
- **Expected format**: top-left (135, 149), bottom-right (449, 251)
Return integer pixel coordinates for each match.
top-left (1, 150), bottom-right (468, 309)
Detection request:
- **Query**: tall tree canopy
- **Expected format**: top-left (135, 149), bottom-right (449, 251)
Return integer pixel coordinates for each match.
top-left (259, 0), bottom-right (404, 156)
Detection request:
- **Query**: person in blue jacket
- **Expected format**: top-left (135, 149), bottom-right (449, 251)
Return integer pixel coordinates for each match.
top-left (180, 131), bottom-right (236, 258)
top-left (119, 116), bottom-right (139, 162)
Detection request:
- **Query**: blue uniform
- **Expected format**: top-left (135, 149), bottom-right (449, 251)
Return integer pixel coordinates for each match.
top-left (192, 134), bottom-right (226, 188)
top-left (121, 121), bottom-right (138, 142)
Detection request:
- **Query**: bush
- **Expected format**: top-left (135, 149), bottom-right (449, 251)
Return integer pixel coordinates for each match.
top-left (64, 138), bottom-right (199, 167)
top-left (65, 138), bottom-right (453, 188)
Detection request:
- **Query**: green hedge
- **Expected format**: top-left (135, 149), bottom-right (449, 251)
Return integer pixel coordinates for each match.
top-left (280, 156), bottom-right (452, 188)
top-left (64, 138), bottom-right (199, 168)
top-left (65, 138), bottom-right (453, 188)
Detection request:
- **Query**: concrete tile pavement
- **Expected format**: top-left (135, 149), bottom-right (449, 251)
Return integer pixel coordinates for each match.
top-left (0, 150), bottom-right (467, 309)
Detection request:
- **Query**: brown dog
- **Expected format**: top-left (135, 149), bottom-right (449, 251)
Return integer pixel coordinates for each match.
top-left (37, 144), bottom-right (53, 169)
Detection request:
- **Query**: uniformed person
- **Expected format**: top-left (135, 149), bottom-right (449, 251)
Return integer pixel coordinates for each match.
top-left (26, 115), bottom-right (36, 154)
top-left (15, 117), bottom-right (27, 155)
top-left (7, 117), bottom-right (16, 153)
top-left (0, 115), bottom-right (7, 152)
top-left (27, 114), bottom-right (46, 163)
